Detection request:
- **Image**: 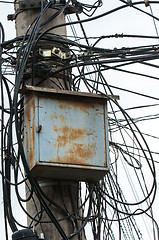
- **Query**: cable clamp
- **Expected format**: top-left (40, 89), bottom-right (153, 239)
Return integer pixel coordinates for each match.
top-left (39, 48), bottom-right (52, 57)
top-left (64, 1), bottom-right (83, 14)
top-left (144, 0), bottom-right (149, 7)
top-left (127, 0), bottom-right (133, 6)
top-left (39, 47), bottom-right (71, 59)
top-left (18, 0), bottom-right (48, 10)
top-left (52, 47), bottom-right (71, 59)
top-left (7, 0), bottom-right (48, 20)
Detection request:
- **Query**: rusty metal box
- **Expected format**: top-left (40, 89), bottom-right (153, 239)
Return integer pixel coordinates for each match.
top-left (23, 86), bottom-right (109, 181)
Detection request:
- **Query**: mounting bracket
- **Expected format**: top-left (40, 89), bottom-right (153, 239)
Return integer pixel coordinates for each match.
top-left (19, 0), bottom-right (47, 10)
top-left (8, 0), bottom-right (83, 21)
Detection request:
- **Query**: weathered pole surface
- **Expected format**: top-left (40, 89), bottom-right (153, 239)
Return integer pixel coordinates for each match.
top-left (14, 2), bottom-right (81, 239)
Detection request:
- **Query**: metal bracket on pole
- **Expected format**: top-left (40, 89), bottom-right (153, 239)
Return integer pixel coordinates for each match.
top-left (18, 0), bottom-right (67, 10)
top-left (8, 0), bottom-right (83, 21)
top-left (8, 0), bottom-right (65, 21)
top-left (19, 0), bottom-right (47, 10)
top-left (39, 47), bottom-right (71, 59)
top-left (8, 0), bottom-right (47, 21)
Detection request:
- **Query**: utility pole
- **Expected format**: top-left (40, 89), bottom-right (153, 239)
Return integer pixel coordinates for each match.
top-left (10, 1), bottom-right (109, 239)
top-left (13, 1), bottom-right (81, 239)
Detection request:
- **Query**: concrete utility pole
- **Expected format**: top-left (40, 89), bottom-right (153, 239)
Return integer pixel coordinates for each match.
top-left (13, 1), bottom-right (81, 239)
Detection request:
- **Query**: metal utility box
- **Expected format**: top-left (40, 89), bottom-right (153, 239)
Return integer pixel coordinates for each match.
top-left (23, 85), bottom-right (110, 181)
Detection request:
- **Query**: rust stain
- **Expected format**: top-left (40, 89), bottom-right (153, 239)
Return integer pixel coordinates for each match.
top-left (59, 114), bottom-right (65, 123)
top-left (53, 155), bottom-right (85, 166)
top-left (53, 126), bottom-right (58, 132)
top-left (25, 97), bottom-right (35, 169)
top-left (29, 148), bottom-right (35, 169)
top-left (59, 104), bottom-right (69, 110)
top-left (69, 143), bottom-right (96, 160)
top-left (25, 98), bottom-right (31, 122)
top-left (57, 126), bottom-right (85, 147)
top-left (52, 143), bottom-right (96, 166)
top-left (31, 103), bottom-right (35, 169)
top-left (50, 112), bottom-right (57, 120)
top-left (103, 106), bottom-right (107, 167)
top-left (59, 100), bottom-right (95, 113)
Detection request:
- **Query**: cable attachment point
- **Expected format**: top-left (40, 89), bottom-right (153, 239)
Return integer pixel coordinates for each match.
top-left (127, 0), bottom-right (133, 6)
top-left (38, 46), bottom-right (71, 59)
top-left (144, 0), bottom-right (149, 7)
top-left (19, 0), bottom-right (47, 10)
top-left (64, 0), bottom-right (83, 14)
top-left (50, 0), bottom-right (66, 4)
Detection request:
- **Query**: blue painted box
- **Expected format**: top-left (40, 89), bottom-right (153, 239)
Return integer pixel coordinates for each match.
top-left (23, 86), bottom-right (110, 181)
